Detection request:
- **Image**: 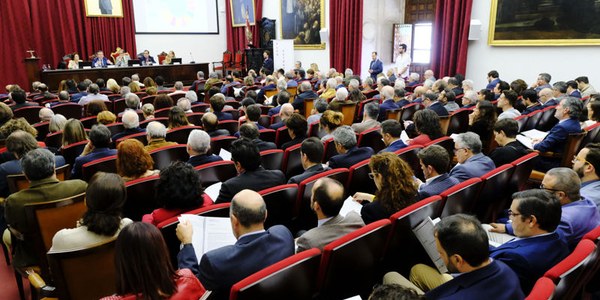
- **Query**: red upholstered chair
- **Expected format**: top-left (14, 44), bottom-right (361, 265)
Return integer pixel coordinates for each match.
top-left (355, 98), bottom-right (375, 122)
top-left (115, 132), bottom-right (148, 147)
top-left (282, 143), bottom-right (303, 179)
top-left (217, 120), bottom-right (240, 136)
top-left (424, 136), bottom-right (455, 163)
top-left (296, 168), bottom-right (349, 231)
top-left (194, 160), bottom-right (237, 187)
top-left (154, 107), bottom-right (171, 118)
top-left (439, 178), bottom-right (483, 217)
top-left (580, 122), bottom-right (600, 152)
top-left (14, 106), bottom-right (43, 124)
top-left (191, 103), bottom-right (210, 113)
top-left (258, 184), bottom-right (298, 229)
top-left (509, 152), bottom-right (539, 194)
top-left (383, 195), bottom-right (444, 275)
top-left (257, 115), bottom-right (271, 128)
top-left (165, 126), bottom-right (203, 144)
top-left (105, 122), bottom-right (125, 137)
top-left (395, 145), bottom-right (425, 181)
top-left (258, 128), bottom-right (276, 143)
top-left (346, 158), bottom-right (375, 195)
top-left (149, 144), bottom-right (189, 170)
top-left (399, 102), bottom-right (421, 124)
top-left (123, 175), bottom-right (161, 221)
top-left (33, 121), bottom-right (49, 142)
top-left (107, 94), bottom-right (122, 101)
top-left (473, 164), bottom-right (515, 223)
top-left (210, 136), bottom-right (237, 155)
top-left (446, 109), bottom-right (470, 135)
top-left (275, 126), bottom-right (292, 148)
top-left (159, 203), bottom-right (231, 266)
top-left (544, 239), bottom-right (596, 300)
top-left (259, 149), bottom-right (284, 171)
top-left (44, 131), bottom-right (64, 150)
top-left (316, 219), bottom-right (391, 299)
top-left (321, 138), bottom-right (338, 163)
top-left (140, 117), bottom-right (169, 128)
top-left (308, 121), bottom-right (327, 139)
top-left (170, 93), bottom-right (186, 102)
top-left (186, 112), bottom-right (204, 127)
top-left (582, 225), bottom-right (600, 297)
top-left (52, 103), bottom-right (83, 120)
top-left (526, 277), bottom-right (555, 300)
top-left (515, 114), bottom-right (529, 133)
top-left (141, 95), bottom-right (156, 105)
top-left (357, 127), bottom-right (385, 153)
top-left (223, 108), bottom-right (239, 120)
top-left (60, 140), bottom-right (88, 166)
top-left (212, 50), bottom-right (232, 75)
top-left (536, 106), bottom-right (558, 132)
top-left (81, 155), bottom-right (117, 182)
top-left (230, 248), bottom-right (321, 300)
top-left (270, 114), bottom-right (281, 125)
top-left (79, 116), bottom-right (98, 129)
top-left (112, 99), bottom-right (127, 114)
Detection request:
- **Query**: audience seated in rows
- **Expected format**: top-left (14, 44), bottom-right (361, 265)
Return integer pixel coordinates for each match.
top-left (521, 88), bottom-right (543, 115)
top-left (177, 189), bottom-right (294, 299)
top-left (112, 110), bottom-right (145, 141)
top-left (288, 137), bottom-right (330, 184)
top-left (270, 103), bottom-right (293, 130)
top-left (117, 139), bottom-right (158, 182)
top-left (409, 109), bottom-right (444, 146)
top-left (5, 148), bottom-right (87, 267)
top-left (423, 92), bottom-right (449, 117)
top-left (489, 118), bottom-right (529, 167)
top-left (142, 162), bottom-right (212, 226)
top-left (351, 102), bottom-right (380, 134)
top-left (267, 91), bottom-right (289, 117)
top-left (575, 143), bottom-right (600, 210)
top-left (215, 138), bottom-right (285, 203)
top-left (497, 90), bottom-right (521, 120)
top-left (416, 145), bottom-right (460, 199)
top-left (61, 118), bottom-right (87, 149)
top-left (293, 81), bottom-right (318, 112)
top-left (449, 132), bottom-right (495, 182)
top-left (380, 120), bottom-right (407, 153)
top-left (328, 125), bottom-right (374, 169)
top-left (186, 129), bottom-right (222, 167)
top-left (51, 172), bottom-right (132, 251)
top-left (307, 99), bottom-right (328, 125)
top-left (167, 106), bottom-right (191, 130)
top-left (78, 83), bottom-right (109, 105)
top-left (468, 100), bottom-right (497, 151)
top-left (296, 178), bottom-right (364, 252)
top-left (352, 152), bottom-right (418, 224)
top-left (384, 214), bottom-right (524, 298)
top-left (144, 121), bottom-right (177, 152)
top-left (281, 113), bottom-right (308, 150)
top-left (378, 86), bottom-right (397, 122)
top-left (71, 124), bottom-right (117, 179)
top-left (201, 112), bottom-right (229, 138)
top-left (239, 122), bottom-right (275, 152)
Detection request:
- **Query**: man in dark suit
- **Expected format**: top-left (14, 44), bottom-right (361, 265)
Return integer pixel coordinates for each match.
top-left (489, 118), bottom-right (530, 167)
top-left (5, 148), bottom-right (87, 267)
top-left (449, 132), bottom-right (495, 182)
top-left (368, 51), bottom-right (383, 81)
top-left (177, 189), bottom-right (294, 300)
top-left (262, 50), bottom-right (274, 74)
top-left (138, 50), bottom-right (156, 66)
top-left (485, 70), bottom-right (500, 91)
top-left (201, 112), bottom-right (230, 137)
top-left (383, 214), bottom-right (524, 298)
top-left (416, 145), bottom-right (460, 199)
top-left (215, 138), bottom-right (285, 203)
top-left (297, 178), bottom-right (364, 252)
top-left (239, 123), bottom-right (275, 152)
top-left (521, 88), bottom-right (543, 115)
top-left (209, 94), bottom-right (233, 121)
top-left (380, 120), bottom-right (407, 153)
top-left (288, 137), bottom-right (330, 184)
top-left (269, 103), bottom-right (293, 130)
top-left (71, 124), bottom-right (117, 179)
top-left (328, 126), bottom-right (374, 169)
top-left (186, 129), bottom-right (223, 167)
top-left (489, 190), bottom-right (569, 293)
top-left (539, 87), bottom-right (558, 108)
top-left (69, 81), bottom-right (89, 103)
top-left (111, 110), bottom-right (146, 142)
top-left (257, 76), bottom-right (277, 103)
top-left (91, 50), bottom-right (113, 68)
top-left (378, 86), bottom-right (398, 121)
top-left (8, 89), bottom-right (37, 111)
top-left (292, 81), bottom-right (318, 113)
top-left (423, 92), bottom-right (449, 117)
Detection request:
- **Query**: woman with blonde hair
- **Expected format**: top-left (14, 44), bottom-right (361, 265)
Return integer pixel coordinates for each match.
top-left (319, 110), bottom-right (344, 142)
top-left (97, 111), bottom-right (117, 125)
top-left (61, 119), bottom-right (87, 147)
top-left (107, 79), bottom-right (120, 94)
top-left (116, 139), bottom-right (159, 182)
top-left (353, 152), bottom-right (419, 224)
top-left (128, 82), bottom-right (141, 93)
top-left (143, 77), bottom-right (157, 88)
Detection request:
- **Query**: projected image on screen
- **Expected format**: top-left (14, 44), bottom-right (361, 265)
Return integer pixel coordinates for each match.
top-left (133, 0), bottom-right (219, 34)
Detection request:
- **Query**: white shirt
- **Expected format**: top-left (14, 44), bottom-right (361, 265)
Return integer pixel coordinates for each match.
top-left (396, 53), bottom-right (411, 79)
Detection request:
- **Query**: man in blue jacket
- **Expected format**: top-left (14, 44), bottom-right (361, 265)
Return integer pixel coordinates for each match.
top-left (368, 52), bottom-right (383, 81)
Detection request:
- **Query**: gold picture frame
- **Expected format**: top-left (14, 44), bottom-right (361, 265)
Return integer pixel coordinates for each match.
top-left (230, 0), bottom-right (256, 27)
top-left (85, 0), bottom-right (123, 18)
top-left (280, 0), bottom-right (326, 50)
top-left (488, 0), bottom-right (600, 46)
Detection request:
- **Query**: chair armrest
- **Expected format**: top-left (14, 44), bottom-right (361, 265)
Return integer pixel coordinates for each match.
top-left (538, 151), bottom-right (560, 158)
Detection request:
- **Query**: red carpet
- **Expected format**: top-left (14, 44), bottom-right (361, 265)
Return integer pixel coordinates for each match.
top-left (0, 248), bottom-right (31, 300)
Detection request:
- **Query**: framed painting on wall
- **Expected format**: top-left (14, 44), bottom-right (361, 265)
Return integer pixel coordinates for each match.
top-left (280, 0), bottom-right (326, 49)
top-left (85, 0), bottom-right (123, 17)
top-left (231, 0), bottom-right (256, 27)
top-left (488, 0), bottom-right (600, 46)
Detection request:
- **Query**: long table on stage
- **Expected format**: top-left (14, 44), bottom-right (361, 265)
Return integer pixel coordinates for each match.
top-left (40, 63), bottom-right (209, 91)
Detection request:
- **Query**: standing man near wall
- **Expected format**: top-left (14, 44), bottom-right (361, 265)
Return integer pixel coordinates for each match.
top-left (396, 44), bottom-right (411, 80)
top-left (368, 52), bottom-right (383, 81)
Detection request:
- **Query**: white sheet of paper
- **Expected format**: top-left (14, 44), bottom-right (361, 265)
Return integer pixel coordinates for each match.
top-left (521, 129), bottom-right (548, 140)
top-left (204, 182), bottom-right (222, 202)
top-left (412, 217), bottom-right (448, 274)
top-left (516, 135), bottom-right (534, 150)
top-left (482, 224), bottom-right (515, 247)
top-left (339, 196), bottom-right (363, 217)
top-left (219, 148), bottom-right (232, 161)
top-left (449, 133), bottom-right (459, 140)
top-left (400, 130), bottom-right (410, 144)
top-left (179, 214), bottom-right (235, 261)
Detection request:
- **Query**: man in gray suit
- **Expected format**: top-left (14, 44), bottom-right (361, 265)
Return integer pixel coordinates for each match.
top-left (351, 102), bottom-right (380, 134)
top-left (296, 178), bottom-right (364, 252)
top-left (449, 132), bottom-right (495, 182)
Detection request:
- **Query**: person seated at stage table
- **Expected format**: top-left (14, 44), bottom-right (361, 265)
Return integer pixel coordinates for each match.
top-left (142, 162), bottom-right (212, 226)
top-left (114, 48), bottom-right (130, 67)
top-left (92, 50), bottom-right (113, 68)
top-left (138, 50), bottom-right (156, 66)
top-left (67, 53), bottom-right (82, 69)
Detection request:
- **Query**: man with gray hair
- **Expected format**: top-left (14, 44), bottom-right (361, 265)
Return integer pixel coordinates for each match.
top-left (531, 72), bottom-right (552, 93)
top-left (169, 81), bottom-right (186, 98)
top-left (78, 83), bottom-right (109, 105)
top-left (5, 148), bottom-right (87, 267)
top-left (348, 79), bottom-right (360, 92)
top-left (378, 85), bottom-right (398, 121)
top-left (307, 99), bottom-right (328, 125)
top-left (38, 107), bottom-right (54, 123)
top-left (491, 167), bottom-right (600, 251)
top-left (131, 74), bottom-right (144, 88)
top-left (123, 93), bottom-right (140, 113)
top-left (285, 72), bottom-right (298, 88)
top-left (352, 102), bottom-right (380, 133)
top-left (328, 125), bottom-right (374, 169)
top-left (190, 71), bottom-right (206, 97)
top-left (538, 87), bottom-right (557, 107)
top-left (186, 129), bottom-right (222, 167)
top-left (461, 90), bottom-right (478, 109)
top-left (144, 121), bottom-right (177, 152)
top-left (408, 72), bottom-right (420, 87)
top-left (293, 80), bottom-right (318, 113)
top-left (449, 132), bottom-right (495, 182)
top-left (71, 124), bottom-right (117, 179)
top-left (178, 98), bottom-right (193, 114)
top-left (112, 109), bottom-right (145, 141)
top-left (120, 86), bottom-right (130, 97)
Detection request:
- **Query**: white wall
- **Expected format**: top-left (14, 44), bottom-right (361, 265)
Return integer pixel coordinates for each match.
top-left (134, 0), bottom-right (227, 66)
top-left (360, 0), bottom-right (405, 80)
top-left (262, 0), bottom-right (330, 72)
top-left (466, 0), bottom-right (600, 90)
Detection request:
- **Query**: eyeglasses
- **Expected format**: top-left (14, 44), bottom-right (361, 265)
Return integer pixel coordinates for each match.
top-left (454, 148), bottom-right (467, 153)
top-left (540, 184), bottom-right (561, 192)
top-left (368, 173), bottom-right (376, 179)
top-left (507, 210), bottom-right (521, 218)
top-left (572, 155), bottom-right (591, 165)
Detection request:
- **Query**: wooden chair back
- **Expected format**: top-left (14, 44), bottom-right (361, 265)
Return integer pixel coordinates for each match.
top-left (7, 164), bottom-right (70, 194)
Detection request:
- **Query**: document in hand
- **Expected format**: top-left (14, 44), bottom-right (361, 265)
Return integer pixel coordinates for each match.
top-left (516, 129), bottom-right (549, 150)
top-left (481, 224), bottom-right (515, 247)
top-left (339, 196), bottom-right (363, 217)
top-left (179, 214), bottom-right (236, 260)
top-left (413, 217), bottom-right (448, 274)
top-left (203, 182), bottom-right (222, 202)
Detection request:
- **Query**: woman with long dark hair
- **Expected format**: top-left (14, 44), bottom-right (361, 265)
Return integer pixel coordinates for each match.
top-left (468, 100), bottom-right (497, 149)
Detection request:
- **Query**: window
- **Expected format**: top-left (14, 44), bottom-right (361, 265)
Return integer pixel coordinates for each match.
top-left (412, 23), bottom-right (432, 64)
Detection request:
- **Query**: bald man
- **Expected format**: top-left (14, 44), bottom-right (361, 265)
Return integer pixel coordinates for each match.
top-left (177, 189), bottom-right (294, 300)
top-left (270, 103), bottom-right (294, 130)
top-left (296, 178), bottom-right (364, 252)
top-left (539, 87), bottom-right (558, 108)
